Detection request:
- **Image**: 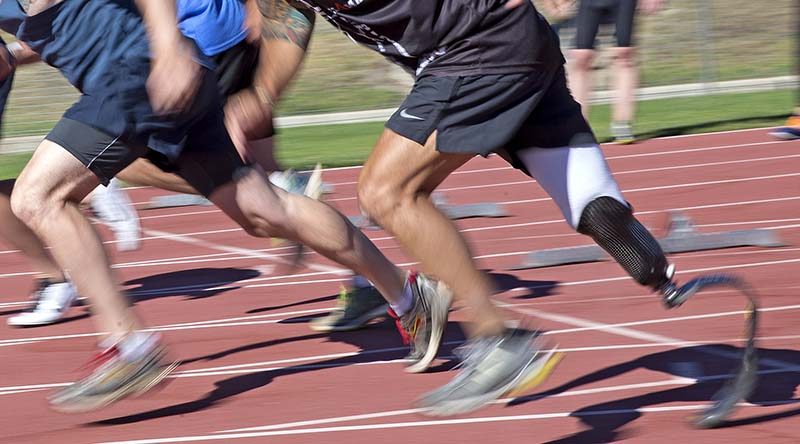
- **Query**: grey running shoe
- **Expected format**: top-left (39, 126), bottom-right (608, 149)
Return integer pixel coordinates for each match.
top-left (49, 337), bottom-right (178, 413)
top-left (611, 121), bottom-right (635, 144)
top-left (310, 285), bottom-right (387, 332)
top-left (389, 272), bottom-right (453, 374)
top-left (417, 329), bottom-right (563, 416)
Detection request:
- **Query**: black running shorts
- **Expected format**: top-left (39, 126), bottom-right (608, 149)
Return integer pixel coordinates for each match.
top-left (574, 0), bottom-right (637, 49)
top-left (385, 67), bottom-right (595, 158)
top-left (46, 116), bottom-right (245, 197)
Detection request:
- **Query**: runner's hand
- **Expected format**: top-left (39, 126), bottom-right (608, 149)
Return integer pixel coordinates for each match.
top-left (0, 45), bottom-right (16, 81)
top-left (147, 38), bottom-right (202, 115)
top-left (225, 88), bottom-right (274, 162)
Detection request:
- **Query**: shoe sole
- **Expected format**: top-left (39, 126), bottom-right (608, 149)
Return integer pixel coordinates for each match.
top-left (308, 304), bottom-right (388, 332)
top-left (423, 347), bottom-right (563, 417)
top-left (49, 360), bottom-right (178, 414)
top-left (405, 281), bottom-right (453, 374)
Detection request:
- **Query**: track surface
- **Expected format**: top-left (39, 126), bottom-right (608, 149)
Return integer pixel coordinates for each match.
top-left (1, 128), bottom-right (799, 444)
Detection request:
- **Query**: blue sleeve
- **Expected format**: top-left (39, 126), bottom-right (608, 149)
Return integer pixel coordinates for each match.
top-left (0, 37), bottom-right (14, 132)
top-left (0, 1), bottom-right (26, 35)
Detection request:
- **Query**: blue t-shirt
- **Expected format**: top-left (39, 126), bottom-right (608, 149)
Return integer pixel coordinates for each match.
top-left (177, 0), bottom-right (247, 56)
top-left (0, 0), bottom-right (25, 35)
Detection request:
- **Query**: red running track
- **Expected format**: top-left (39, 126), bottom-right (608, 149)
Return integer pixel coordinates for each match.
top-left (1, 127), bottom-right (799, 443)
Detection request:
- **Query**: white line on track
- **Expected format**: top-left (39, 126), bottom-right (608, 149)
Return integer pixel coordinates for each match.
top-left (142, 229), bottom-right (348, 276)
top-left (325, 171), bottom-right (800, 203)
top-left (96, 402), bottom-right (783, 444)
top-left (2, 256), bottom-right (799, 347)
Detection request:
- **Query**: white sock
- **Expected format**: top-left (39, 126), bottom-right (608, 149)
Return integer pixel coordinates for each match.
top-left (390, 281), bottom-right (414, 317)
top-left (118, 332), bottom-right (158, 361)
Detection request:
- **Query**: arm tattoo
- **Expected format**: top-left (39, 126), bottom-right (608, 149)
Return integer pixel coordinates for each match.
top-left (257, 0), bottom-right (316, 50)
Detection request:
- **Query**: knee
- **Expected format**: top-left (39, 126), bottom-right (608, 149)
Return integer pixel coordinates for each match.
top-left (612, 47), bottom-right (637, 68)
top-left (570, 50), bottom-right (595, 71)
top-left (9, 183), bottom-right (49, 229)
top-left (357, 172), bottom-right (405, 225)
top-left (238, 197), bottom-right (291, 239)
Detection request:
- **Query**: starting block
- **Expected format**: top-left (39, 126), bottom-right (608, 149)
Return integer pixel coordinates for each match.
top-left (145, 194), bottom-right (212, 209)
top-left (513, 212), bottom-right (785, 270)
top-left (350, 193), bottom-right (509, 230)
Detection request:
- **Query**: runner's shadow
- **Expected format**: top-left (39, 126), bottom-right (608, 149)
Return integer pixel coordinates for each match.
top-left (124, 268), bottom-right (261, 302)
top-left (246, 293), bottom-right (339, 314)
top-left (489, 272), bottom-right (558, 299)
top-left (89, 320), bottom-right (466, 426)
top-left (509, 345), bottom-right (800, 443)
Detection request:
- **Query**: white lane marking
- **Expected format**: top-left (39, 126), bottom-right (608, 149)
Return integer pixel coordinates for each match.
top-left (513, 306), bottom-right (800, 374)
top-left (325, 171), bottom-right (800, 203)
top-left (97, 402), bottom-right (784, 444)
top-left (142, 229), bottom-right (348, 276)
top-left (467, 195), bottom-right (800, 230)
top-left (2, 256), bottom-right (799, 347)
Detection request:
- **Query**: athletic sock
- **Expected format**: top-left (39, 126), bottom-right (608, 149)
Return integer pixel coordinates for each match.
top-left (118, 332), bottom-right (159, 362)
top-left (389, 279), bottom-right (415, 317)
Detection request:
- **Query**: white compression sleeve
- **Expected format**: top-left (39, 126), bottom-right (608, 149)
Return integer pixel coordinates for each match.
top-left (517, 145), bottom-right (626, 228)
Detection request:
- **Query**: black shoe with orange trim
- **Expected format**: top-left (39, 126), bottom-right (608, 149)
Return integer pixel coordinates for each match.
top-left (389, 272), bottom-right (452, 374)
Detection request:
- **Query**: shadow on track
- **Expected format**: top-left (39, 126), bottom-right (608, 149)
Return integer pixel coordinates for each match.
top-left (508, 344), bottom-right (800, 443)
top-left (124, 267), bottom-right (261, 302)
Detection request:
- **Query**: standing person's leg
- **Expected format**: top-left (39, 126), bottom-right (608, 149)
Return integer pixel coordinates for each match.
top-left (771, 1), bottom-right (800, 139)
top-left (610, 0), bottom-right (638, 143)
top-left (569, 0), bottom-right (603, 117)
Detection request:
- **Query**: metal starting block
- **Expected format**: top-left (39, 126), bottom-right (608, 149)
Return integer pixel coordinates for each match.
top-left (513, 212), bottom-right (785, 270)
top-left (145, 194), bottom-right (213, 209)
top-left (350, 193), bottom-right (509, 230)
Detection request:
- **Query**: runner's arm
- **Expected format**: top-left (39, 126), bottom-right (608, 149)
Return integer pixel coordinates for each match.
top-left (252, 0), bottom-right (315, 103)
top-left (133, 0), bottom-right (202, 114)
top-left (226, 0), bottom-right (315, 155)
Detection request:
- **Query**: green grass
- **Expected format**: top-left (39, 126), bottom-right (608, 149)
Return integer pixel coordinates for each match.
top-left (0, 89), bottom-right (792, 179)
top-left (1, 0), bottom-right (794, 138)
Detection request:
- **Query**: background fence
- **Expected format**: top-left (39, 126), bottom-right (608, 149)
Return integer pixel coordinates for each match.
top-left (0, 0), bottom-right (796, 140)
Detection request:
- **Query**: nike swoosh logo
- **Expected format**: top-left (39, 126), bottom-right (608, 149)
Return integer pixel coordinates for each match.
top-left (400, 109), bottom-right (425, 121)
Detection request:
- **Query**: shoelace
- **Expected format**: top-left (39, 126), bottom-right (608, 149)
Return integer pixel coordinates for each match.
top-left (387, 307), bottom-right (410, 345)
top-left (388, 271), bottom-right (423, 345)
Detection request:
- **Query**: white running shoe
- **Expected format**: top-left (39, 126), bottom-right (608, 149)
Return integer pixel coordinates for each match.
top-left (91, 178), bottom-right (142, 252)
top-left (8, 280), bottom-right (79, 327)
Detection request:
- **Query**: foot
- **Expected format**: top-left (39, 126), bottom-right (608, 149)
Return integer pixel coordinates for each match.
top-left (91, 178), bottom-right (142, 252)
top-left (389, 272), bottom-right (453, 374)
top-left (769, 115), bottom-right (800, 140)
top-left (309, 284), bottom-right (387, 332)
top-left (611, 121), bottom-right (636, 144)
top-left (8, 279), bottom-right (79, 327)
top-left (417, 329), bottom-right (563, 416)
top-left (49, 334), bottom-right (178, 413)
